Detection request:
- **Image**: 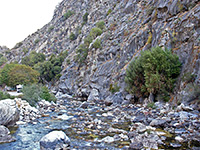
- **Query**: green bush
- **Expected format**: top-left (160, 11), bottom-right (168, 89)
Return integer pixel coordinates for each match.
top-left (93, 39), bottom-right (101, 49)
top-left (84, 35), bottom-right (93, 47)
top-left (22, 84), bottom-right (56, 106)
top-left (109, 82), bottom-right (120, 94)
top-left (107, 9), bottom-right (112, 16)
top-left (0, 91), bottom-right (14, 100)
top-left (69, 33), bottom-right (76, 41)
top-left (0, 56), bottom-right (7, 66)
top-left (125, 46), bottom-right (181, 101)
top-left (34, 39), bottom-right (40, 44)
top-left (96, 21), bottom-right (105, 30)
top-left (90, 27), bottom-right (103, 39)
top-left (75, 44), bottom-right (88, 64)
top-left (83, 12), bottom-right (89, 23)
top-left (48, 26), bottom-right (54, 32)
top-left (63, 10), bottom-right (74, 20)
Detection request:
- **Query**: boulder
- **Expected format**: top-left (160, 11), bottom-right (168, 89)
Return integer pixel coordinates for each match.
top-left (0, 125), bottom-right (16, 143)
top-left (150, 119), bottom-right (167, 127)
top-left (0, 99), bottom-right (20, 126)
top-left (40, 131), bottom-right (70, 150)
top-left (87, 89), bottom-right (99, 102)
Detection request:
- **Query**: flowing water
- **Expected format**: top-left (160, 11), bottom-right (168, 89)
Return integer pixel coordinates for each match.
top-left (0, 100), bottom-right (199, 149)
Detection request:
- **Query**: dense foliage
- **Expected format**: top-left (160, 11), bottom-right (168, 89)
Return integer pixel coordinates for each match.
top-left (0, 54), bottom-right (7, 66)
top-left (21, 51), bottom-right (45, 67)
top-left (0, 91), bottom-right (14, 100)
top-left (22, 84), bottom-right (56, 106)
top-left (34, 51), bottom-right (68, 82)
top-left (0, 64), bottom-right (39, 87)
top-left (125, 46), bottom-right (181, 101)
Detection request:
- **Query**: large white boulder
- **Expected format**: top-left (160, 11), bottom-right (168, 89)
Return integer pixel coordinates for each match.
top-left (40, 131), bottom-right (70, 150)
top-left (0, 99), bottom-right (20, 126)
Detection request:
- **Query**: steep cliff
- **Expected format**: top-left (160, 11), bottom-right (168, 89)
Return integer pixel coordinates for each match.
top-left (2, 0), bottom-right (200, 105)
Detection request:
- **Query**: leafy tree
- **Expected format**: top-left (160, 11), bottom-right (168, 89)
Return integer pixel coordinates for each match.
top-left (21, 51), bottom-right (45, 67)
top-left (34, 61), bottom-right (54, 82)
top-left (125, 46), bottom-right (181, 101)
top-left (0, 64), bottom-right (39, 87)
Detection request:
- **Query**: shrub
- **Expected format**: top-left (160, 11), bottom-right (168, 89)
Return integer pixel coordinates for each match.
top-left (23, 48), bottom-right (29, 54)
top-left (93, 39), bottom-right (101, 49)
top-left (0, 56), bottom-right (7, 66)
top-left (109, 82), bottom-right (120, 94)
top-left (48, 26), bottom-right (54, 32)
top-left (107, 9), bottom-right (112, 16)
top-left (96, 21), bottom-right (105, 30)
top-left (84, 35), bottom-right (93, 47)
top-left (125, 46), bottom-right (181, 101)
top-left (13, 42), bottom-right (23, 49)
top-left (0, 64), bottom-right (39, 87)
top-left (90, 27), bottom-right (103, 39)
top-left (34, 39), bottom-right (40, 44)
top-left (75, 44), bottom-right (88, 64)
top-left (83, 12), bottom-right (89, 23)
top-left (0, 91), bottom-right (14, 100)
top-left (69, 32), bottom-right (76, 41)
top-left (22, 84), bottom-right (56, 106)
top-left (63, 10), bottom-right (74, 20)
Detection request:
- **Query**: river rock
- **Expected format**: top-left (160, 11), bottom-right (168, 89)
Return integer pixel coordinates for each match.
top-left (40, 131), bottom-right (70, 150)
top-left (0, 125), bottom-right (16, 143)
top-left (0, 99), bottom-right (20, 126)
top-left (150, 119), bottom-right (167, 127)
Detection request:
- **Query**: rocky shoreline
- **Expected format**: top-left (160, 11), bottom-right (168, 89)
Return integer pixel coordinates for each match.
top-left (0, 98), bottom-right (199, 149)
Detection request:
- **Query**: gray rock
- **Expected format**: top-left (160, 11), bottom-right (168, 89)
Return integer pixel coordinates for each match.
top-left (40, 131), bottom-right (70, 150)
top-left (79, 102), bottom-right (89, 109)
top-left (105, 92), bottom-right (124, 106)
top-left (0, 99), bottom-right (20, 126)
top-left (129, 142), bottom-right (143, 150)
top-left (0, 125), bottom-right (16, 143)
top-left (150, 119), bottom-right (167, 127)
top-left (87, 89), bottom-right (99, 102)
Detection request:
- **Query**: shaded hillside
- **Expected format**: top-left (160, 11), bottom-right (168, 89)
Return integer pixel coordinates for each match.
top-left (3, 0), bottom-right (200, 105)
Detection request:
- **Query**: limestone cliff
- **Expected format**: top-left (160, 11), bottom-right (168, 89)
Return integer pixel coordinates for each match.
top-left (2, 0), bottom-right (200, 105)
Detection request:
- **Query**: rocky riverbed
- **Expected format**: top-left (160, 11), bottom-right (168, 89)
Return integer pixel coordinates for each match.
top-left (0, 98), bottom-right (200, 149)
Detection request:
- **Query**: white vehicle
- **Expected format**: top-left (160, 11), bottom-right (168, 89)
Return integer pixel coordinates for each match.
top-left (16, 84), bottom-right (23, 93)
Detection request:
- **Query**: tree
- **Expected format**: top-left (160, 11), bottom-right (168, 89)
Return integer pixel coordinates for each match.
top-left (0, 64), bottom-right (39, 87)
top-left (125, 46), bottom-right (181, 101)
top-left (21, 51), bottom-right (45, 67)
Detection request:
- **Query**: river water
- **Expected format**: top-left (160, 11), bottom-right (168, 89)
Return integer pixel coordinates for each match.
top-left (0, 100), bottom-right (199, 149)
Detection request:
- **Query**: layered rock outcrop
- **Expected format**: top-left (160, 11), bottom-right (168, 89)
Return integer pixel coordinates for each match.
top-left (0, 99), bottom-right (20, 126)
top-left (1, 0), bottom-right (199, 104)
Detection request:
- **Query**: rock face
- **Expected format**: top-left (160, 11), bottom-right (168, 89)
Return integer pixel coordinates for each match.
top-left (40, 131), bottom-right (70, 150)
top-left (0, 99), bottom-right (20, 126)
top-left (2, 0), bottom-right (200, 104)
